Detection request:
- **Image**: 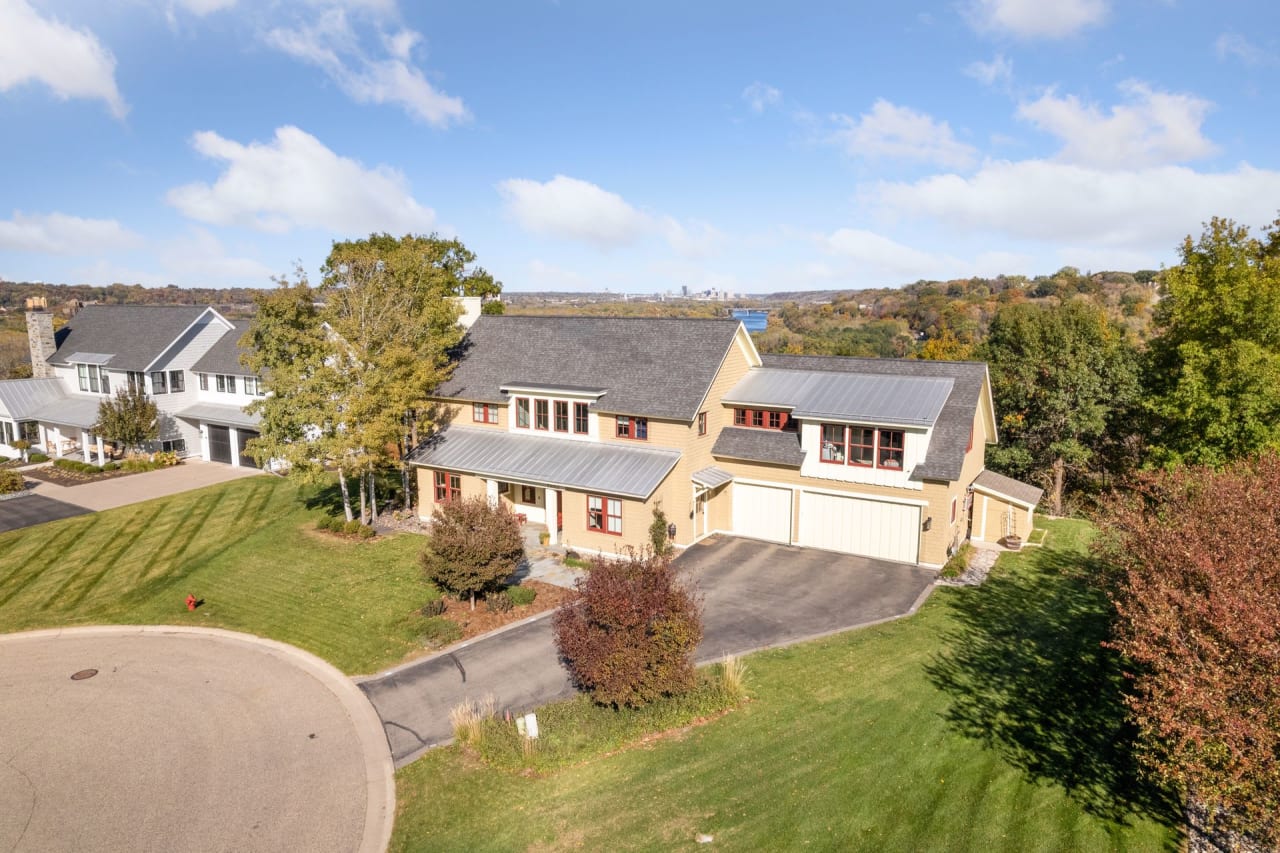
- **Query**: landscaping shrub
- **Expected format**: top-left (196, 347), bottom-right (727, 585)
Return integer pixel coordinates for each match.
top-left (449, 695), bottom-right (496, 745)
top-left (421, 497), bottom-right (524, 610)
top-left (506, 585), bottom-right (536, 607)
top-left (941, 542), bottom-right (973, 579)
top-left (27, 453), bottom-right (48, 463)
top-left (54, 459), bottom-right (103, 474)
top-left (152, 450), bottom-right (180, 467)
top-left (343, 519), bottom-right (364, 536)
top-left (420, 598), bottom-right (446, 617)
top-left (316, 516), bottom-right (338, 532)
top-left (0, 469), bottom-right (24, 494)
top-left (420, 616), bottom-right (462, 648)
top-left (485, 593), bottom-right (514, 613)
top-left (356, 524), bottom-right (377, 540)
top-left (553, 548), bottom-right (703, 708)
top-left (102, 461), bottom-right (121, 471)
top-left (649, 506), bottom-right (673, 556)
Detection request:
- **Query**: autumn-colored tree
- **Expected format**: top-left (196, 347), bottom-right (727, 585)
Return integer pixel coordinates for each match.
top-left (1093, 453), bottom-right (1280, 845)
top-left (553, 549), bottom-right (702, 708)
top-left (420, 497), bottom-right (524, 610)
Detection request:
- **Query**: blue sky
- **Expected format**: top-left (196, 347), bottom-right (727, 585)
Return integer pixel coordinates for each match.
top-left (1, 0), bottom-right (1278, 293)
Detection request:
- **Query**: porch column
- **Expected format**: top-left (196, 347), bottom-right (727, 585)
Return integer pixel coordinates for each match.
top-left (228, 427), bottom-right (240, 467)
top-left (545, 488), bottom-right (559, 545)
top-left (96, 434), bottom-right (105, 465)
top-left (50, 426), bottom-right (62, 456)
top-left (486, 478), bottom-right (499, 508)
top-left (81, 430), bottom-right (91, 463)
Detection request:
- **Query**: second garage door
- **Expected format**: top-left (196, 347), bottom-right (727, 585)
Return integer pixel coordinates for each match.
top-left (208, 425), bottom-right (232, 464)
top-left (798, 492), bottom-right (921, 564)
top-left (732, 483), bottom-right (793, 544)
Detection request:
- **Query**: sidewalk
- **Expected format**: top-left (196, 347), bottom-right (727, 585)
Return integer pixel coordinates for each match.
top-left (28, 460), bottom-right (263, 511)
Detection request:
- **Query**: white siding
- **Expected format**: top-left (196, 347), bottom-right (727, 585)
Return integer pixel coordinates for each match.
top-left (797, 491), bottom-right (921, 563)
top-left (152, 316), bottom-right (234, 453)
top-left (731, 482), bottom-right (793, 544)
top-left (797, 420), bottom-right (927, 491)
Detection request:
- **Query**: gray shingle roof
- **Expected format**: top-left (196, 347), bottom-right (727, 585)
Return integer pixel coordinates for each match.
top-left (191, 321), bottom-right (255, 376)
top-left (712, 426), bottom-right (805, 467)
top-left (49, 305), bottom-right (215, 371)
top-left (724, 368), bottom-right (953, 427)
top-left (405, 427), bottom-right (681, 499)
top-left (0, 378), bottom-right (66, 420)
top-left (436, 316), bottom-right (743, 421)
top-left (760, 354), bottom-right (988, 483)
top-left (973, 469), bottom-right (1044, 507)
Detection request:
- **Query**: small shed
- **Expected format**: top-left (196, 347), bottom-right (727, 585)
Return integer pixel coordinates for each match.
top-left (970, 469), bottom-right (1044, 544)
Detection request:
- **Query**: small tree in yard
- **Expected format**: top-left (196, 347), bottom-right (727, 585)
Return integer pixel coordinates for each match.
top-left (95, 386), bottom-right (158, 454)
top-left (420, 497), bottom-right (524, 610)
top-left (1094, 453), bottom-right (1280, 846)
top-left (553, 549), bottom-right (703, 708)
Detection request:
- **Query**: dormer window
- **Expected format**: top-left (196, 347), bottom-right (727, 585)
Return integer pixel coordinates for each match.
top-left (822, 424), bottom-right (906, 470)
top-left (733, 408), bottom-right (789, 430)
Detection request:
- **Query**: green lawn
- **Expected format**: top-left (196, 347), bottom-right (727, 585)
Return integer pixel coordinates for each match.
top-left (0, 476), bottom-right (433, 674)
top-left (391, 519), bottom-right (1181, 852)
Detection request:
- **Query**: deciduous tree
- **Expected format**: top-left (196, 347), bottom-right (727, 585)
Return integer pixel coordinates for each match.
top-left (420, 497), bottom-right (525, 610)
top-left (1094, 453), bottom-right (1280, 845)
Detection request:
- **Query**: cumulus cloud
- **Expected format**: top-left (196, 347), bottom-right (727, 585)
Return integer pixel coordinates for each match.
top-left (965, 54), bottom-right (1013, 88)
top-left (264, 8), bottom-right (466, 127)
top-left (1018, 81), bottom-right (1216, 168)
top-left (741, 81), bottom-right (781, 114)
top-left (867, 159), bottom-right (1280, 251)
top-left (808, 228), bottom-right (1036, 287)
top-left (0, 211), bottom-right (142, 254)
top-left (170, 0), bottom-right (237, 15)
top-left (1215, 33), bottom-right (1276, 66)
top-left (829, 100), bottom-right (976, 169)
top-left (0, 0), bottom-right (127, 117)
top-left (966, 0), bottom-right (1108, 39)
top-left (167, 125), bottom-right (436, 234)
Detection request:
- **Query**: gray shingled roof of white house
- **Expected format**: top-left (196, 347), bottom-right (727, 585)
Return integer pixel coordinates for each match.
top-left (191, 321), bottom-right (256, 376)
top-left (711, 427), bottom-right (806, 467)
top-left (435, 316), bottom-right (743, 421)
top-left (759, 354), bottom-right (989, 483)
top-left (973, 469), bottom-right (1044, 507)
top-left (47, 305), bottom-right (213, 371)
top-left (406, 427), bottom-right (681, 499)
top-left (0, 378), bottom-right (67, 420)
top-left (724, 368), bottom-right (954, 427)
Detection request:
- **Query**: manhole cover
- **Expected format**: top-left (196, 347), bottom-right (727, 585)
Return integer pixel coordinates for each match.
top-left (70, 669), bottom-right (98, 681)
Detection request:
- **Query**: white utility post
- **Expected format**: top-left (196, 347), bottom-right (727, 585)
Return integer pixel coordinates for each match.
top-left (544, 488), bottom-right (558, 545)
top-left (486, 478), bottom-right (499, 507)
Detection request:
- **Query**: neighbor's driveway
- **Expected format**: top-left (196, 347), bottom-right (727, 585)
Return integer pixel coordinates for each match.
top-left (360, 537), bottom-right (937, 766)
top-left (0, 494), bottom-right (91, 534)
top-left (30, 460), bottom-right (262, 512)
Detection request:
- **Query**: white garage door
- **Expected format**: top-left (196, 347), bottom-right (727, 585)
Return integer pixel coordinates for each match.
top-left (732, 483), bottom-right (793, 544)
top-left (798, 492), bottom-right (921, 564)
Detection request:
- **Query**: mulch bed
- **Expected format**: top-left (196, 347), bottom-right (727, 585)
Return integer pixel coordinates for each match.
top-left (22, 466), bottom-right (144, 488)
top-left (441, 580), bottom-right (575, 643)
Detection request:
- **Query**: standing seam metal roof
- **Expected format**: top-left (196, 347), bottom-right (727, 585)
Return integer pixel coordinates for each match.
top-left (724, 368), bottom-right (953, 427)
top-left (405, 427), bottom-right (681, 499)
top-left (0, 379), bottom-right (68, 420)
top-left (434, 316), bottom-right (743, 421)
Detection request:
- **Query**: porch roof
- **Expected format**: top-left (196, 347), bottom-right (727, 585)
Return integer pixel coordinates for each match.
top-left (406, 427), bottom-right (681, 500)
top-left (0, 378), bottom-right (66, 420)
top-left (691, 465), bottom-right (734, 489)
top-left (27, 396), bottom-right (102, 429)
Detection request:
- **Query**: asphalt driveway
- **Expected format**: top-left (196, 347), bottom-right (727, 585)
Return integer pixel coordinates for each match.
top-left (360, 537), bottom-right (937, 766)
top-left (0, 493), bottom-right (91, 534)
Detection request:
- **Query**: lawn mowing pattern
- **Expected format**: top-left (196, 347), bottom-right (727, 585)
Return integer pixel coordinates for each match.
top-left (0, 477), bottom-right (435, 674)
top-left (391, 519), bottom-right (1180, 853)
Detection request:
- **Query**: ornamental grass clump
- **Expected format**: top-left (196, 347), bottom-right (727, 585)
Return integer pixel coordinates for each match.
top-left (449, 695), bottom-right (496, 745)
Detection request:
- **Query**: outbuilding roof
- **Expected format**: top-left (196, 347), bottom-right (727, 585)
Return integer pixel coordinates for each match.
top-left (760, 354), bottom-right (989, 483)
top-left (435, 316), bottom-right (744, 421)
top-left (711, 426), bottom-right (805, 467)
top-left (724, 368), bottom-right (953, 427)
top-left (48, 306), bottom-right (223, 372)
top-left (191, 321), bottom-right (255, 377)
top-left (972, 469), bottom-right (1044, 508)
top-left (406, 427), bottom-right (681, 500)
top-left (0, 378), bottom-right (67, 420)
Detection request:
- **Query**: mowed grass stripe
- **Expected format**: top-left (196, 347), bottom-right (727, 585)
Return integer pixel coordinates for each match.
top-left (0, 515), bottom-right (117, 610)
top-left (131, 490), bottom-right (223, 586)
top-left (62, 503), bottom-right (171, 609)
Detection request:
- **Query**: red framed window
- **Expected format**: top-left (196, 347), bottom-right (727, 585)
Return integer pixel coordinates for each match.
top-left (587, 494), bottom-right (622, 535)
top-left (734, 408), bottom-right (788, 430)
top-left (820, 424), bottom-right (846, 463)
top-left (734, 408), bottom-right (747, 426)
top-left (515, 397), bottom-right (530, 429)
top-left (616, 416), bottom-right (648, 440)
top-left (878, 429), bottom-right (905, 469)
top-left (767, 411), bottom-right (782, 429)
top-left (697, 411), bottom-right (707, 436)
top-left (848, 427), bottom-right (876, 467)
top-left (472, 403), bottom-right (498, 424)
top-left (434, 471), bottom-right (461, 503)
top-left (751, 410), bottom-right (764, 428)
top-left (554, 400), bottom-right (569, 432)
top-left (534, 399), bottom-right (549, 430)
top-left (574, 402), bottom-right (589, 434)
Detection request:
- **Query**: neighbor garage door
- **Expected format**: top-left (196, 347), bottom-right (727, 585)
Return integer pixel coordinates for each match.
top-left (798, 491), bottom-right (921, 564)
top-left (207, 425), bottom-right (232, 464)
top-left (236, 430), bottom-right (260, 469)
top-left (732, 483), bottom-right (793, 544)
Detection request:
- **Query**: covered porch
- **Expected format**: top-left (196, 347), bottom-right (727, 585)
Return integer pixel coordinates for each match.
top-left (26, 397), bottom-right (111, 465)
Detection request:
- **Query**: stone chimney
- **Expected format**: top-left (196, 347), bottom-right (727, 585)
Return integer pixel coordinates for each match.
top-left (26, 311), bottom-right (56, 378)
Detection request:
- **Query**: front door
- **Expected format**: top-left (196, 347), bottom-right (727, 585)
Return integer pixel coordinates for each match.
top-left (208, 425), bottom-right (232, 464)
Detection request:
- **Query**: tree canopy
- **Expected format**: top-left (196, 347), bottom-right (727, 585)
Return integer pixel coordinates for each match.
top-left (94, 385), bottom-right (158, 453)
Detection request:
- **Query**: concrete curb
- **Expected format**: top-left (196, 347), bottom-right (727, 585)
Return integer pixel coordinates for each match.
top-left (0, 625), bottom-right (395, 853)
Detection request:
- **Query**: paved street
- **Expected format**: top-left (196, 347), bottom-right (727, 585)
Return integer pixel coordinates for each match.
top-left (361, 537), bottom-right (937, 765)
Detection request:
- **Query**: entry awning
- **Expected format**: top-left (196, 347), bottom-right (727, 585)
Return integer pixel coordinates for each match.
top-left (691, 466), bottom-right (734, 489)
top-left (177, 402), bottom-right (261, 431)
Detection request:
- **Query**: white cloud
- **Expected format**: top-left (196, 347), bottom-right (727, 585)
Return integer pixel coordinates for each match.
top-left (967, 0), bottom-right (1108, 39)
top-left (167, 125), bottom-right (436, 235)
top-left (965, 54), bottom-right (1012, 88)
top-left (159, 228), bottom-right (275, 284)
top-left (820, 228), bottom-right (959, 280)
top-left (830, 100), bottom-right (976, 169)
top-left (1018, 81), bottom-right (1216, 168)
top-left (868, 159), bottom-right (1280, 251)
top-left (264, 8), bottom-right (466, 127)
top-left (0, 0), bottom-right (127, 117)
top-left (741, 81), bottom-right (781, 114)
top-left (1215, 33), bottom-right (1276, 66)
top-left (171, 0), bottom-right (237, 15)
top-left (0, 211), bottom-right (142, 254)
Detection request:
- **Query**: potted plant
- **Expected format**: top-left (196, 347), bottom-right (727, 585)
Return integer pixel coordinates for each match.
top-left (538, 530), bottom-right (550, 546)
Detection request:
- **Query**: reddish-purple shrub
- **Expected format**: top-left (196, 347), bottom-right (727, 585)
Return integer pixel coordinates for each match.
top-left (553, 549), bottom-right (702, 708)
top-left (421, 497), bottom-right (524, 610)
